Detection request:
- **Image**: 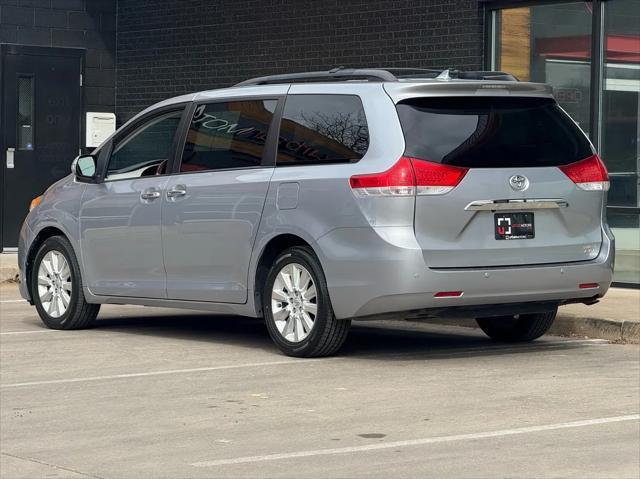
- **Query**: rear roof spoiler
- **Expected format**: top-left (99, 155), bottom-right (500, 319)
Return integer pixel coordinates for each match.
top-left (383, 81), bottom-right (554, 103)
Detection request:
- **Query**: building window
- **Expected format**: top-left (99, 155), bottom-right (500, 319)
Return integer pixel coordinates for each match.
top-left (492, 2), bottom-right (593, 133)
top-left (17, 76), bottom-right (34, 150)
top-left (489, 0), bottom-right (640, 285)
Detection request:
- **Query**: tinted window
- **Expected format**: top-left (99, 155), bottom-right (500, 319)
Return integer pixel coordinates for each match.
top-left (180, 100), bottom-right (277, 172)
top-left (277, 95), bottom-right (369, 165)
top-left (106, 111), bottom-right (182, 180)
top-left (396, 97), bottom-right (593, 168)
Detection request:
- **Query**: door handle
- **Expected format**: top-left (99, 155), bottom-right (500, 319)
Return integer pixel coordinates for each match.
top-left (140, 188), bottom-right (161, 201)
top-left (167, 185), bottom-right (187, 198)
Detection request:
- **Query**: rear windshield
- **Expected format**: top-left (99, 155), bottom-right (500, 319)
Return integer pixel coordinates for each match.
top-left (396, 97), bottom-right (593, 168)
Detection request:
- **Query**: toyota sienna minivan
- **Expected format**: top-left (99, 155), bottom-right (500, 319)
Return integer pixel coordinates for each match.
top-left (18, 68), bottom-right (614, 357)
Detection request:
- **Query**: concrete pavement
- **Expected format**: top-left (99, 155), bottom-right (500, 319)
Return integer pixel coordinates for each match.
top-left (1, 283), bottom-right (639, 478)
top-left (0, 254), bottom-right (18, 284)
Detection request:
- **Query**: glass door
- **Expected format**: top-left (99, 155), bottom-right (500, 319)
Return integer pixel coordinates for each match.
top-left (602, 0), bottom-right (640, 284)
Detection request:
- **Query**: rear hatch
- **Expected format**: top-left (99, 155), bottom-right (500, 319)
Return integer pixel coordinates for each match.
top-left (394, 95), bottom-right (608, 268)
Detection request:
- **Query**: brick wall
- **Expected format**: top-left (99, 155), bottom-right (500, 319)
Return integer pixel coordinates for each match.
top-left (0, 0), bottom-right (116, 114)
top-left (117, 0), bottom-right (484, 122)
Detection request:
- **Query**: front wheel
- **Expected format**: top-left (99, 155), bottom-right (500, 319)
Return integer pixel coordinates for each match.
top-left (31, 235), bottom-right (100, 330)
top-left (263, 246), bottom-right (350, 357)
top-left (476, 309), bottom-right (557, 342)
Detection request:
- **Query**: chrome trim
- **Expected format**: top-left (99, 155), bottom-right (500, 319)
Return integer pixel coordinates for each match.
top-left (464, 199), bottom-right (569, 211)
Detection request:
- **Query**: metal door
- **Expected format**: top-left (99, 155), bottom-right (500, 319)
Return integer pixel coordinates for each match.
top-left (1, 46), bottom-right (82, 249)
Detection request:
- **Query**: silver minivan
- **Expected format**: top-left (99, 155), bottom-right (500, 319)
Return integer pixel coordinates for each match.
top-left (18, 68), bottom-right (614, 357)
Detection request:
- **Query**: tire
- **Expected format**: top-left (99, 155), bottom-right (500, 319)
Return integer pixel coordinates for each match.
top-left (476, 309), bottom-right (557, 342)
top-left (263, 246), bottom-right (350, 357)
top-left (31, 235), bottom-right (100, 330)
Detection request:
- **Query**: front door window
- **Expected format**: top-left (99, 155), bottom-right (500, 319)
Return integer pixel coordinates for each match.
top-left (106, 111), bottom-right (182, 181)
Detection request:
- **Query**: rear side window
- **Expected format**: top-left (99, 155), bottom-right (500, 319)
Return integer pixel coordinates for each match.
top-left (180, 99), bottom-right (277, 172)
top-left (396, 97), bottom-right (593, 168)
top-left (277, 94), bottom-right (369, 165)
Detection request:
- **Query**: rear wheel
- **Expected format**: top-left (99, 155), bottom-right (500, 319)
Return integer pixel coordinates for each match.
top-left (31, 235), bottom-right (100, 330)
top-left (476, 309), bottom-right (557, 342)
top-left (263, 246), bottom-right (350, 357)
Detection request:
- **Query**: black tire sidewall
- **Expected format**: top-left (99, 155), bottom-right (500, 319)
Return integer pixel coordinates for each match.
top-left (263, 247), bottom-right (333, 356)
top-left (31, 236), bottom-right (82, 329)
top-left (477, 309), bottom-right (557, 342)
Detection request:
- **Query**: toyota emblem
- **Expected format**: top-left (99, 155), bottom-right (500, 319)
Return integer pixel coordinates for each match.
top-left (509, 175), bottom-right (529, 191)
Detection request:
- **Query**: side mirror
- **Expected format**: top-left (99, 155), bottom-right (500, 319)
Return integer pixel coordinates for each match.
top-left (72, 154), bottom-right (98, 183)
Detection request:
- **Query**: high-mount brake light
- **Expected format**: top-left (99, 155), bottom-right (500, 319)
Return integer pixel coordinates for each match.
top-left (559, 154), bottom-right (609, 191)
top-left (349, 156), bottom-right (468, 197)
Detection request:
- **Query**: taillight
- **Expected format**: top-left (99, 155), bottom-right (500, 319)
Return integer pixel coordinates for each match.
top-left (559, 154), bottom-right (609, 191)
top-left (348, 156), bottom-right (416, 197)
top-left (349, 156), bottom-right (468, 197)
top-left (410, 157), bottom-right (468, 195)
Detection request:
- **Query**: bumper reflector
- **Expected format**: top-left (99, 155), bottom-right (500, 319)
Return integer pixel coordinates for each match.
top-left (434, 291), bottom-right (464, 298)
top-left (579, 283), bottom-right (599, 289)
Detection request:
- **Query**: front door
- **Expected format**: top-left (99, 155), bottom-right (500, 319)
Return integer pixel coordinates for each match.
top-left (1, 46), bottom-right (81, 249)
top-left (162, 99), bottom-right (279, 303)
top-left (79, 108), bottom-right (185, 298)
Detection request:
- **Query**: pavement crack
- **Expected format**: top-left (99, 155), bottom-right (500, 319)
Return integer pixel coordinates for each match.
top-left (1, 451), bottom-right (106, 479)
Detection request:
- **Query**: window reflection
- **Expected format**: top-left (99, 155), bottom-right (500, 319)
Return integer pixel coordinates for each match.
top-left (181, 100), bottom-right (276, 172)
top-left (277, 95), bottom-right (369, 165)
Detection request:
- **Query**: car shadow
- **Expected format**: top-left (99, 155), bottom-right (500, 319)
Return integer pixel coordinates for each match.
top-left (73, 309), bottom-right (598, 361)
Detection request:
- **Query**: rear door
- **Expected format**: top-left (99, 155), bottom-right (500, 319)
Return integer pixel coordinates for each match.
top-left (162, 97), bottom-right (281, 303)
top-left (395, 96), bottom-right (607, 268)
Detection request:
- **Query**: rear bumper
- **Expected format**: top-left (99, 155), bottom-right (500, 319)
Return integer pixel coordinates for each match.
top-left (316, 226), bottom-right (614, 319)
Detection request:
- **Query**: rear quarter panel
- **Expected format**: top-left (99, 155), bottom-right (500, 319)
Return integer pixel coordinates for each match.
top-left (249, 83), bottom-right (409, 312)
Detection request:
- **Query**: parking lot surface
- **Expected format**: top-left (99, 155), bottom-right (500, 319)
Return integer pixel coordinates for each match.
top-left (1, 283), bottom-right (639, 479)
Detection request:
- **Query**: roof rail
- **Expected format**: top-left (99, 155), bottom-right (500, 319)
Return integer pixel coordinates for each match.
top-left (234, 67), bottom-right (518, 86)
top-left (234, 67), bottom-right (396, 86)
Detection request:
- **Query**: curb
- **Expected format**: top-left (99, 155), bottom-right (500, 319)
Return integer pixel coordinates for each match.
top-left (416, 313), bottom-right (639, 344)
top-left (550, 315), bottom-right (640, 343)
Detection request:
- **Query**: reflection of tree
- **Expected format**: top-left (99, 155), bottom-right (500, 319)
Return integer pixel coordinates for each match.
top-left (300, 111), bottom-right (369, 155)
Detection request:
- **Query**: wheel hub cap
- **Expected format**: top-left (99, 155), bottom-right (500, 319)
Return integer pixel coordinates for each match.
top-left (271, 263), bottom-right (318, 343)
top-left (37, 250), bottom-right (72, 318)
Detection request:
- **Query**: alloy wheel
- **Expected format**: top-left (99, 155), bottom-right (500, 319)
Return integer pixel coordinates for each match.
top-left (37, 250), bottom-right (72, 318)
top-left (271, 262), bottom-right (318, 342)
